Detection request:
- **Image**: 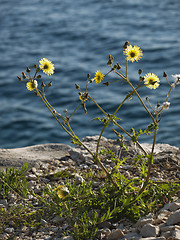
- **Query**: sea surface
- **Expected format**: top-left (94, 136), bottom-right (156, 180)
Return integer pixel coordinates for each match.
top-left (0, 0), bottom-right (180, 149)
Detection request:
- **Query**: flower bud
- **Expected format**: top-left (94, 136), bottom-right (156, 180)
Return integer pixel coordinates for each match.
top-left (138, 69), bottom-right (143, 75)
top-left (163, 72), bottom-right (168, 77)
top-left (17, 76), bottom-right (22, 81)
top-left (36, 67), bottom-right (41, 72)
top-left (103, 82), bottom-right (110, 86)
top-left (123, 41), bottom-right (130, 49)
top-left (22, 72), bottom-right (27, 79)
top-left (26, 67), bottom-right (31, 73)
top-left (116, 62), bottom-right (121, 70)
top-left (107, 54), bottom-right (114, 65)
top-left (41, 82), bottom-right (46, 88)
top-left (34, 64), bottom-right (38, 69)
top-left (37, 75), bottom-right (42, 79)
top-left (75, 83), bottom-right (80, 89)
top-left (48, 81), bottom-right (52, 87)
top-left (87, 73), bottom-right (91, 79)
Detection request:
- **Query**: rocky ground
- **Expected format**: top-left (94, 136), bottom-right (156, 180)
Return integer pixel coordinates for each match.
top-left (0, 136), bottom-right (180, 240)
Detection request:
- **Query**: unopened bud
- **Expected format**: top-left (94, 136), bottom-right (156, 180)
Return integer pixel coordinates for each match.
top-left (17, 76), bottom-right (22, 81)
top-left (103, 82), bottom-right (110, 86)
top-left (48, 81), bottom-right (52, 87)
top-left (138, 69), bottom-right (143, 75)
top-left (107, 54), bottom-right (114, 65)
top-left (26, 67), bottom-right (31, 73)
top-left (146, 97), bottom-right (149, 101)
top-left (37, 75), bottom-right (42, 79)
top-left (87, 73), bottom-right (91, 79)
top-left (41, 82), bottom-right (46, 88)
top-left (116, 62), bottom-right (121, 70)
top-left (34, 64), bottom-right (38, 69)
top-left (157, 102), bottom-right (161, 108)
top-left (36, 67), bottom-right (41, 72)
top-left (163, 72), bottom-right (168, 78)
top-left (75, 83), bottom-right (80, 89)
top-left (22, 72), bottom-right (27, 79)
top-left (123, 41), bottom-right (130, 49)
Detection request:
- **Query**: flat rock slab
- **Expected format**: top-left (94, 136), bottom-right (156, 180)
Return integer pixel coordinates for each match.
top-left (0, 143), bottom-right (72, 171)
top-left (0, 136), bottom-right (179, 172)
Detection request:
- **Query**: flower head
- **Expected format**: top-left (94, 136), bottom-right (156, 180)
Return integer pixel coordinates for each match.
top-left (54, 185), bottom-right (69, 199)
top-left (172, 74), bottom-right (180, 87)
top-left (123, 45), bottom-right (143, 62)
top-left (39, 58), bottom-right (55, 76)
top-left (26, 80), bottom-right (38, 91)
top-left (144, 73), bottom-right (160, 89)
top-left (162, 101), bottom-right (170, 110)
top-left (94, 70), bottom-right (105, 84)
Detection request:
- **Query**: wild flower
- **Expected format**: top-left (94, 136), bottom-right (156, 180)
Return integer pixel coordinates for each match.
top-left (144, 73), bottom-right (160, 89)
top-left (26, 80), bottom-right (38, 91)
top-left (94, 70), bottom-right (105, 84)
top-left (123, 45), bottom-right (143, 62)
top-left (39, 58), bottom-right (55, 76)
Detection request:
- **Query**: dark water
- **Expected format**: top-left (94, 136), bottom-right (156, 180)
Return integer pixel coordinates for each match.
top-left (0, 0), bottom-right (180, 148)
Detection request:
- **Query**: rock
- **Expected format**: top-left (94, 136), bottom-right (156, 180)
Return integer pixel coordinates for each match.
top-left (59, 236), bottom-right (74, 240)
top-left (107, 228), bottom-right (125, 239)
top-left (168, 202), bottom-right (180, 211)
top-left (173, 228), bottom-right (180, 240)
top-left (0, 143), bottom-right (72, 170)
top-left (140, 223), bottom-right (159, 237)
top-left (5, 228), bottom-right (14, 233)
top-left (166, 209), bottom-right (180, 225)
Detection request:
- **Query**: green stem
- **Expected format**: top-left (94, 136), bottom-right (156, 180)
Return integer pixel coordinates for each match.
top-left (36, 88), bottom-right (73, 138)
top-left (139, 114), bottom-right (158, 194)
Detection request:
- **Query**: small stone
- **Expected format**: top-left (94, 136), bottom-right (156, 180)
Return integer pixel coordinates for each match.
top-left (74, 174), bottom-right (84, 185)
top-left (5, 227), bottom-right (14, 233)
top-left (166, 209), bottom-right (180, 225)
top-left (173, 228), bottom-right (180, 239)
top-left (59, 236), bottom-right (74, 240)
top-left (107, 228), bottom-right (125, 240)
top-left (140, 223), bottom-right (159, 237)
top-left (0, 199), bottom-right (8, 206)
top-left (28, 174), bottom-right (37, 180)
top-left (168, 202), bottom-right (180, 212)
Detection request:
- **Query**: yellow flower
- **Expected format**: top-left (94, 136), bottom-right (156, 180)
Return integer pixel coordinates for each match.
top-left (94, 70), bottom-right (105, 84)
top-left (123, 45), bottom-right (143, 62)
top-left (26, 80), bottom-right (38, 91)
top-left (54, 185), bottom-right (69, 199)
top-left (39, 58), bottom-right (55, 76)
top-left (144, 73), bottom-right (160, 89)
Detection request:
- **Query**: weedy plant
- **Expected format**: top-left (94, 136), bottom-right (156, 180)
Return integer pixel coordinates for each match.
top-left (14, 41), bottom-right (180, 238)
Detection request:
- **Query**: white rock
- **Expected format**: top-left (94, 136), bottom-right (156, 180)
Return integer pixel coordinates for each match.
top-left (166, 209), bottom-right (180, 225)
top-left (59, 236), bottom-right (74, 240)
top-left (140, 223), bottom-right (159, 237)
top-left (5, 227), bottom-right (14, 233)
top-left (173, 228), bottom-right (180, 240)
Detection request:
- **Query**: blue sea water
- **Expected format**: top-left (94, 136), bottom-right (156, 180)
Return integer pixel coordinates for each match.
top-left (0, 0), bottom-right (179, 148)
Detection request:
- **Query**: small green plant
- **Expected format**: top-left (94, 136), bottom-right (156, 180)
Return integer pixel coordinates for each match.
top-left (0, 163), bottom-right (29, 198)
top-left (14, 41), bottom-right (180, 238)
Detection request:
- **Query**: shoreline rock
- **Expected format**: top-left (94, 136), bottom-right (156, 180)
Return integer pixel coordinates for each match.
top-left (0, 136), bottom-right (179, 239)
